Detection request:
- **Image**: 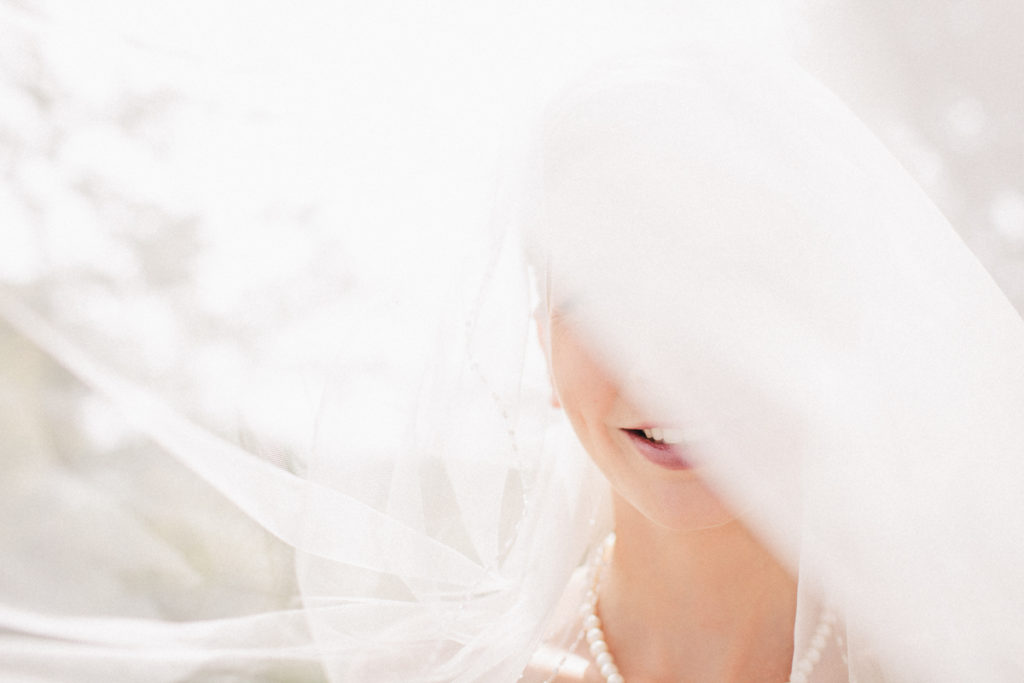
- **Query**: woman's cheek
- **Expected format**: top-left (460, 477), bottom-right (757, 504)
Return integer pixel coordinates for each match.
top-left (550, 322), bottom-right (621, 456)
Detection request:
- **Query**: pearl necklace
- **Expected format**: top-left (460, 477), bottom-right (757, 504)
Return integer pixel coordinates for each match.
top-left (579, 533), bottom-right (836, 683)
top-left (579, 533), bottom-right (624, 683)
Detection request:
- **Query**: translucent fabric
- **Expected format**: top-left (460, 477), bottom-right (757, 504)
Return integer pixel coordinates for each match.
top-left (3, 9), bottom-right (1024, 683)
top-left (521, 51), bottom-right (1024, 682)
top-left (0, 216), bottom-right (606, 683)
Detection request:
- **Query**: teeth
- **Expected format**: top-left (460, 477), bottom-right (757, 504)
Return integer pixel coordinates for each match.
top-left (638, 427), bottom-right (687, 444)
top-left (660, 428), bottom-right (685, 444)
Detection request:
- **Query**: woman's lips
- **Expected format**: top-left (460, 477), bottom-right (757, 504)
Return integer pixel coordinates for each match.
top-left (622, 428), bottom-right (693, 470)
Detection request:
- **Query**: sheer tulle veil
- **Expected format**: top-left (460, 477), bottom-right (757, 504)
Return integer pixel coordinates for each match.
top-left (521, 48), bottom-right (1024, 682)
top-left (3, 23), bottom-right (1024, 683)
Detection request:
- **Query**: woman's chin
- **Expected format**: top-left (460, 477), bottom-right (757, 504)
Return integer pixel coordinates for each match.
top-left (611, 476), bottom-right (738, 532)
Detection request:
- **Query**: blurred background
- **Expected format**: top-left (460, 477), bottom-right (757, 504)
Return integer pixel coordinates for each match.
top-left (0, 0), bottom-right (1021, 664)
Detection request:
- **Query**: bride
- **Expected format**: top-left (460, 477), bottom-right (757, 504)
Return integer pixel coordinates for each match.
top-left (515, 53), bottom-right (839, 683)
top-left (512, 50), bottom-right (1024, 682)
top-left (3, 38), bottom-right (1024, 683)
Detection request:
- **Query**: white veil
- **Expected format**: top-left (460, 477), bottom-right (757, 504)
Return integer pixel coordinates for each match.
top-left (3, 5), bottom-right (1024, 683)
top-left (525, 50), bottom-right (1024, 682)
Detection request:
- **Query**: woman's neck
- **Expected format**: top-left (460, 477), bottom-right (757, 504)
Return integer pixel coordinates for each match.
top-left (597, 492), bottom-right (797, 682)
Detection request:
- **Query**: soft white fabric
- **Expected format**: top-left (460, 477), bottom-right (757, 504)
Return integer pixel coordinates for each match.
top-left (525, 51), bottom-right (1024, 682)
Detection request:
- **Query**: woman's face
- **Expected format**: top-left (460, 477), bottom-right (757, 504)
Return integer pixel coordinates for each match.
top-left (546, 307), bottom-right (736, 531)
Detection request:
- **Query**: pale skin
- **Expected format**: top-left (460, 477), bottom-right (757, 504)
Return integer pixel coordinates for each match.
top-left (532, 304), bottom-right (798, 683)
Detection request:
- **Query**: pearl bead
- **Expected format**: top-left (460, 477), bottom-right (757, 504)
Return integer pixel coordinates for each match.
top-left (790, 672), bottom-right (808, 683)
top-left (589, 640), bottom-right (608, 656)
top-left (811, 633), bottom-right (827, 650)
top-left (583, 614), bottom-right (601, 630)
top-left (599, 662), bottom-right (620, 678)
top-left (607, 675), bottom-right (625, 683)
top-left (586, 627), bottom-right (604, 643)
